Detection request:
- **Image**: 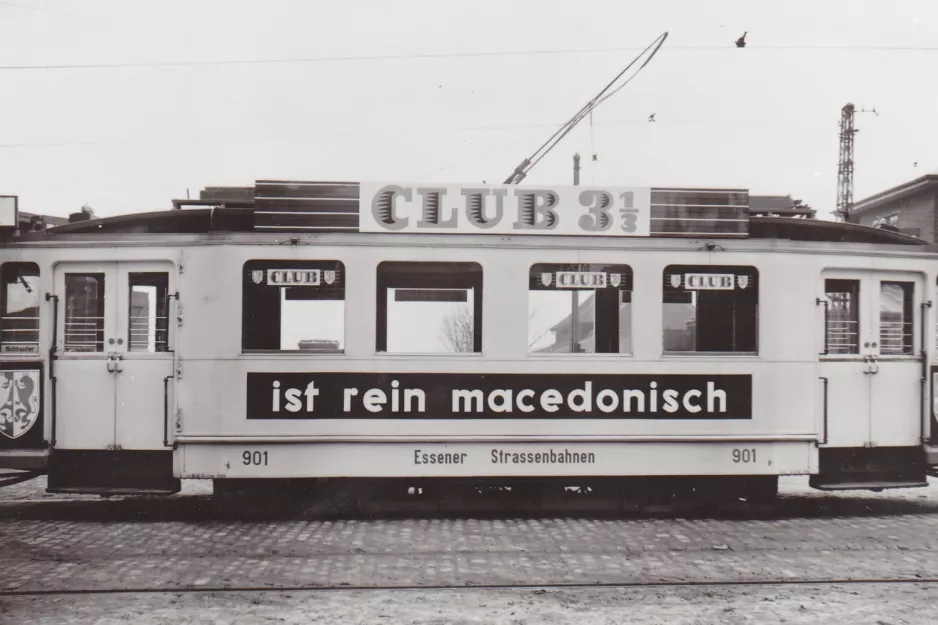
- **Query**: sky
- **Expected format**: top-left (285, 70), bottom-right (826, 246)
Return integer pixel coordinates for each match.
top-left (0, 0), bottom-right (936, 219)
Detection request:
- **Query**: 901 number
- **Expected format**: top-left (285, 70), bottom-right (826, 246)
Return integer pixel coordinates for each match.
top-left (243, 451), bottom-right (268, 466)
top-left (732, 448), bottom-right (757, 464)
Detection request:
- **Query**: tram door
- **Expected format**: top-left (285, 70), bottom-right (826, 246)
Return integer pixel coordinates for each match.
top-left (53, 262), bottom-right (175, 450)
top-left (819, 270), bottom-right (924, 448)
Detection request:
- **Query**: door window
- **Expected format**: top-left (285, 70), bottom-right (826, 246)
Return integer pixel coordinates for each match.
top-left (824, 279), bottom-right (860, 355)
top-left (128, 273), bottom-right (169, 352)
top-left (64, 273), bottom-right (106, 352)
top-left (879, 281), bottom-right (914, 356)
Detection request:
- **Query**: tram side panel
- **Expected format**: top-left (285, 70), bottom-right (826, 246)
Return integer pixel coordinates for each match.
top-left (177, 359), bottom-right (818, 479)
top-left (174, 242), bottom-right (822, 481)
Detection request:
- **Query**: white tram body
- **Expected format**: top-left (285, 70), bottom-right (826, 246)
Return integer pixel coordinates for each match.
top-left (1, 181), bottom-right (937, 496)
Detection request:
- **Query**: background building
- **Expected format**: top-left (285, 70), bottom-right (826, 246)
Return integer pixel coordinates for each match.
top-left (852, 173), bottom-right (938, 240)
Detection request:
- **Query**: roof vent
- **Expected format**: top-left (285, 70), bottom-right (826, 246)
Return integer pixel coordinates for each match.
top-left (68, 203), bottom-right (96, 224)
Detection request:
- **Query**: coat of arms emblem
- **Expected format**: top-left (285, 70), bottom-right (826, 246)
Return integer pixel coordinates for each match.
top-left (669, 274), bottom-right (682, 289)
top-left (0, 369), bottom-right (40, 440)
top-left (737, 275), bottom-right (749, 289)
top-left (251, 270), bottom-right (264, 285)
top-left (323, 270), bottom-right (336, 285)
top-left (609, 273), bottom-right (621, 288)
top-left (540, 273), bottom-right (552, 287)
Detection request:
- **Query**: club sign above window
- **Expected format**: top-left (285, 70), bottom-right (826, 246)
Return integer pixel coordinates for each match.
top-left (678, 273), bottom-right (749, 291)
top-left (544, 271), bottom-right (618, 289)
top-left (253, 269), bottom-right (338, 287)
top-left (530, 264), bottom-right (631, 292)
top-left (666, 270), bottom-right (754, 291)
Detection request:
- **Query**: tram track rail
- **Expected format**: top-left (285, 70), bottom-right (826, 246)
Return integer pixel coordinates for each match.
top-left (3, 577), bottom-right (938, 597)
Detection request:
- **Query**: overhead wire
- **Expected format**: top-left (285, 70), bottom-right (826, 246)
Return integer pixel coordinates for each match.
top-left (0, 117), bottom-right (839, 150)
top-left (1, 43), bottom-right (937, 71)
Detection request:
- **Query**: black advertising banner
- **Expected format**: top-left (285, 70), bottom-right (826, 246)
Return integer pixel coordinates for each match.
top-left (0, 361), bottom-right (44, 449)
top-left (247, 372), bottom-right (752, 420)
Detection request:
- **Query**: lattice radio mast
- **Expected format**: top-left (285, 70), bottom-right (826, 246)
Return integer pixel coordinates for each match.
top-left (835, 103), bottom-right (857, 223)
top-left (835, 103), bottom-right (877, 223)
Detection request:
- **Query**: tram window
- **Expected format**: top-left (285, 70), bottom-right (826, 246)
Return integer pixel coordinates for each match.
top-left (528, 263), bottom-right (632, 354)
top-left (377, 262), bottom-right (482, 354)
top-left (0, 263), bottom-right (40, 355)
top-left (824, 279), bottom-right (860, 355)
top-left (128, 273), bottom-right (169, 352)
top-left (880, 281), bottom-right (914, 356)
top-left (242, 260), bottom-right (345, 352)
top-left (64, 273), bottom-right (105, 353)
top-left (662, 265), bottom-right (758, 353)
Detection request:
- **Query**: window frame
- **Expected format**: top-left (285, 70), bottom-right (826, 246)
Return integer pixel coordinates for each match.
top-left (127, 272), bottom-right (170, 354)
top-left (661, 264), bottom-right (759, 356)
top-left (822, 278), bottom-right (861, 356)
top-left (879, 280), bottom-right (915, 357)
top-left (527, 262), bottom-right (634, 357)
top-left (376, 261), bottom-right (483, 355)
top-left (63, 272), bottom-right (107, 354)
top-left (241, 259), bottom-right (347, 354)
top-left (0, 262), bottom-right (41, 356)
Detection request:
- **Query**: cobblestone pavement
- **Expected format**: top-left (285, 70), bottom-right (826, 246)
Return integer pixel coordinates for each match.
top-left (2, 476), bottom-right (938, 596)
top-left (2, 583), bottom-right (935, 625)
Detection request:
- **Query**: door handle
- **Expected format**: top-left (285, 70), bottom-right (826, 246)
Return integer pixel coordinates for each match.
top-left (106, 353), bottom-right (124, 374)
top-left (863, 355), bottom-right (872, 374)
top-left (869, 355), bottom-right (879, 375)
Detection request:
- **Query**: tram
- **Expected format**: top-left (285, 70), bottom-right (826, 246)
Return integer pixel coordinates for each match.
top-left (2, 180), bottom-right (938, 501)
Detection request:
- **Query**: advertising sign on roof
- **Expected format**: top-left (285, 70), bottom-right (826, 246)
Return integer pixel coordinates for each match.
top-left (252, 180), bottom-right (750, 238)
top-left (358, 183), bottom-right (652, 237)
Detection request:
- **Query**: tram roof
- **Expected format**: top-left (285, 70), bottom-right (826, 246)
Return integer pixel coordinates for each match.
top-left (2, 180), bottom-right (931, 247)
top-left (7, 207), bottom-right (928, 247)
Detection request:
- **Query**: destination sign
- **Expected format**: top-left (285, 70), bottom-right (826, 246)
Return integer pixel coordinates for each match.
top-left (358, 183), bottom-right (652, 237)
top-left (0, 344), bottom-right (39, 355)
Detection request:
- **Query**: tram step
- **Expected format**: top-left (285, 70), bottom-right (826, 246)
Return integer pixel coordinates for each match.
top-left (47, 486), bottom-right (180, 497)
top-left (924, 445), bottom-right (938, 467)
top-left (47, 450), bottom-right (179, 494)
top-left (808, 480), bottom-right (928, 491)
top-left (812, 446), bottom-right (927, 492)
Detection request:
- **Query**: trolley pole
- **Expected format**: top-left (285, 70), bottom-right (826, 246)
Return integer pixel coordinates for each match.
top-left (571, 153), bottom-right (580, 352)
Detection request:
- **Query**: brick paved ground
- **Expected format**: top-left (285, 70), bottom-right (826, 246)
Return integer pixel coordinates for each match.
top-left (1, 583), bottom-right (935, 625)
top-left (3, 476), bottom-right (938, 623)
top-left (2, 476), bottom-right (938, 595)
